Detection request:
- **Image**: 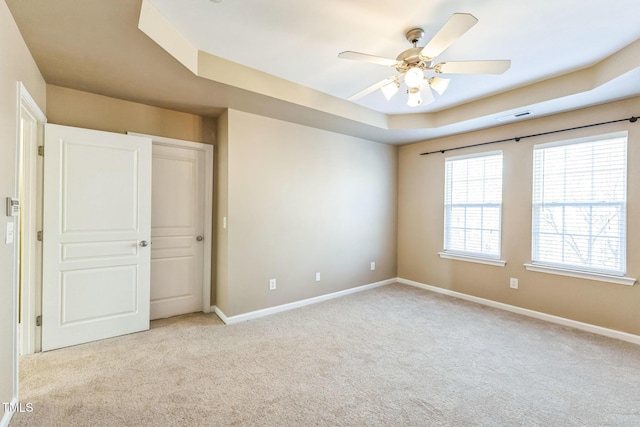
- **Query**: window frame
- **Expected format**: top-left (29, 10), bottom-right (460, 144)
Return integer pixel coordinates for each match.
top-left (527, 131), bottom-right (635, 285)
top-left (440, 150), bottom-right (505, 266)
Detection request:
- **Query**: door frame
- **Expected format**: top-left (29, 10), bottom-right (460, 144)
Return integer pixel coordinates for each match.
top-left (129, 133), bottom-right (213, 314)
top-left (15, 82), bottom-right (46, 358)
top-left (9, 81), bottom-right (47, 425)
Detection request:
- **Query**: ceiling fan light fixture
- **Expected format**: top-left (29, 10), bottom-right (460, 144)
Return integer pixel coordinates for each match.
top-left (404, 67), bottom-right (424, 89)
top-left (429, 77), bottom-right (450, 95)
top-left (381, 81), bottom-right (400, 100)
top-left (407, 87), bottom-right (422, 107)
top-left (338, 13), bottom-right (511, 109)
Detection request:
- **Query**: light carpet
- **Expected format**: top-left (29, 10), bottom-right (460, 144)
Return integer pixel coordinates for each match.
top-left (11, 283), bottom-right (640, 426)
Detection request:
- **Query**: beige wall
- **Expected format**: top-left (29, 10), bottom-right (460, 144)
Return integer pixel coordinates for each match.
top-left (218, 109), bottom-right (398, 316)
top-left (0, 1), bottom-right (46, 417)
top-left (398, 96), bottom-right (640, 335)
top-left (46, 85), bottom-right (216, 144)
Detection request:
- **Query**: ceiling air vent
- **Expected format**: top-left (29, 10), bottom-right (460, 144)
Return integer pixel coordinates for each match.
top-left (496, 110), bottom-right (534, 122)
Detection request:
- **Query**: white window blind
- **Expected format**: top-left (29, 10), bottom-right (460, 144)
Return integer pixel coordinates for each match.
top-left (444, 151), bottom-right (503, 258)
top-left (532, 133), bottom-right (627, 276)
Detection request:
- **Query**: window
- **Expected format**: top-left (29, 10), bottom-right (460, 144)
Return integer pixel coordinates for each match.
top-left (531, 132), bottom-right (627, 276)
top-left (443, 151), bottom-right (503, 262)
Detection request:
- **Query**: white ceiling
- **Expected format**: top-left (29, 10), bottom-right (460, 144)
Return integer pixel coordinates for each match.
top-left (6, 0), bottom-right (640, 145)
top-left (149, 0), bottom-right (640, 115)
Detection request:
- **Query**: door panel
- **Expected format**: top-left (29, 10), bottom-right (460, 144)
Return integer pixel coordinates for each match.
top-left (42, 124), bottom-right (151, 351)
top-left (61, 265), bottom-right (138, 323)
top-left (62, 143), bottom-right (140, 231)
top-left (150, 143), bottom-right (205, 319)
top-left (151, 257), bottom-right (193, 300)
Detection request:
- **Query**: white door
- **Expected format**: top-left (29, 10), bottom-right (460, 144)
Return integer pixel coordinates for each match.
top-left (149, 142), bottom-right (207, 319)
top-left (41, 124), bottom-right (152, 351)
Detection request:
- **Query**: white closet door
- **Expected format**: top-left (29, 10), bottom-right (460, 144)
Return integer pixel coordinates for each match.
top-left (149, 142), bottom-right (206, 320)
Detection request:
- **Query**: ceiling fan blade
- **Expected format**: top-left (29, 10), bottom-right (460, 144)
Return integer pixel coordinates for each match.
top-left (338, 51), bottom-right (399, 67)
top-left (435, 60), bottom-right (511, 74)
top-left (348, 76), bottom-right (398, 101)
top-left (421, 13), bottom-right (478, 60)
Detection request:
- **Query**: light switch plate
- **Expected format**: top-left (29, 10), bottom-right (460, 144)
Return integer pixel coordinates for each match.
top-left (6, 221), bottom-right (15, 244)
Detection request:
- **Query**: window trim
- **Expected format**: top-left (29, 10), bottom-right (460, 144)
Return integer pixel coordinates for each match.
top-left (439, 251), bottom-right (506, 267)
top-left (524, 263), bottom-right (636, 286)
top-left (531, 131), bottom-right (628, 278)
top-left (443, 150), bottom-right (504, 259)
top-left (533, 131), bottom-right (627, 150)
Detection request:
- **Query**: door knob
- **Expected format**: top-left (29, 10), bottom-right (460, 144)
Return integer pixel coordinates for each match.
top-left (196, 236), bottom-right (203, 242)
top-left (140, 240), bottom-right (149, 247)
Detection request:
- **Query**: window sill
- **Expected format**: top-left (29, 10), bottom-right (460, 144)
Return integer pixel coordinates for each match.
top-left (438, 252), bottom-right (506, 267)
top-left (524, 263), bottom-right (636, 286)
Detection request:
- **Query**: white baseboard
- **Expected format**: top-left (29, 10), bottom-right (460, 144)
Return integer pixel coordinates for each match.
top-left (398, 277), bottom-right (640, 346)
top-left (0, 397), bottom-right (18, 427)
top-left (209, 276), bottom-right (640, 345)
top-left (212, 278), bottom-right (396, 324)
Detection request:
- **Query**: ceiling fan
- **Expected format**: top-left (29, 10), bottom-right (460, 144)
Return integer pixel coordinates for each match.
top-left (338, 13), bottom-right (511, 107)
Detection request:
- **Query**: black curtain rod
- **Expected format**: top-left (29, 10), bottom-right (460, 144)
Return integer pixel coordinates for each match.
top-left (419, 116), bottom-right (639, 156)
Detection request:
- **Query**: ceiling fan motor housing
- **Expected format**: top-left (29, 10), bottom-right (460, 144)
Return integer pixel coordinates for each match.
top-left (396, 47), bottom-right (433, 73)
top-left (395, 28), bottom-right (434, 73)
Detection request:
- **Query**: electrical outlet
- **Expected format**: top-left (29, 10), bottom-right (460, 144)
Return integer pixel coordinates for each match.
top-left (370, 261), bottom-right (376, 271)
top-left (315, 272), bottom-right (321, 282)
top-left (509, 277), bottom-right (518, 289)
top-left (269, 279), bottom-right (276, 290)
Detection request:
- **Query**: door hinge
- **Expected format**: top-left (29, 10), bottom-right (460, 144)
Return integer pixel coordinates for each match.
top-left (36, 315), bottom-right (42, 327)
top-left (37, 146), bottom-right (44, 156)
top-left (37, 230), bottom-right (43, 241)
